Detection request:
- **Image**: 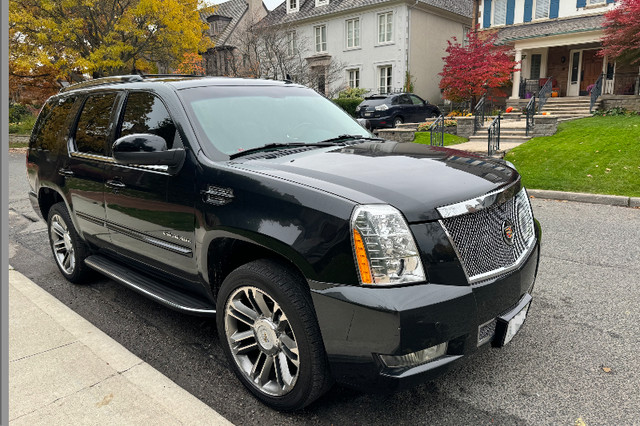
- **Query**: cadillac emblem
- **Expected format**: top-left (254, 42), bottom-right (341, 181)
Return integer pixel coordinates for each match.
top-left (503, 220), bottom-right (515, 245)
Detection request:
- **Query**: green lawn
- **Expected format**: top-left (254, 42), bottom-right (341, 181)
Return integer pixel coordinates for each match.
top-left (505, 115), bottom-right (640, 197)
top-left (413, 132), bottom-right (468, 146)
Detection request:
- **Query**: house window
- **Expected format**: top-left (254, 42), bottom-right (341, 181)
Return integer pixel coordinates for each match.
top-left (287, 31), bottom-right (297, 56)
top-left (346, 18), bottom-right (360, 48)
top-left (462, 27), bottom-right (470, 47)
top-left (315, 25), bottom-right (327, 53)
top-left (378, 12), bottom-right (393, 44)
top-left (379, 66), bottom-right (392, 93)
top-left (287, 0), bottom-right (298, 13)
top-left (534, 0), bottom-right (550, 19)
top-left (493, 0), bottom-right (507, 26)
top-left (315, 0), bottom-right (328, 6)
top-left (589, 0), bottom-right (605, 3)
top-left (348, 69), bottom-right (360, 88)
top-left (530, 54), bottom-right (542, 79)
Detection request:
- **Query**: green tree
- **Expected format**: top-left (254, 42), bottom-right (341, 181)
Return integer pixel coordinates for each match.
top-left (10, 0), bottom-right (213, 79)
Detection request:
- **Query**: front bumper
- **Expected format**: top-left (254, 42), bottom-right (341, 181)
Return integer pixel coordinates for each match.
top-left (309, 227), bottom-right (540, 391)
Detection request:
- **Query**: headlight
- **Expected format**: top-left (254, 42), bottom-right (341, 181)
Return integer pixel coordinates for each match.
top-left (374, 104), bottom-right (389, 111)
top-left (515, 188), bottom-right (535, 244)
top-left (351, 205), bottom-right (426, 286)
top-left (355, 105), bottom-right (361, 112)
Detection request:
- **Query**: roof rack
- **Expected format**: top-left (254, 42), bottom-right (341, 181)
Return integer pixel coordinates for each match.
top-left (59, 75), bottom-right (143, 93)
top-left (59, 73), bottom-right (203, 93)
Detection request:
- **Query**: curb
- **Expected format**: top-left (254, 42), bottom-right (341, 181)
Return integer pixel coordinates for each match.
top-left (527, 189), bottom-right (640, 208)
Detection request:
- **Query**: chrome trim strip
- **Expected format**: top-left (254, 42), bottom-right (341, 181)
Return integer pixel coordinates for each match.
top-left (468, 236), bottom-right (537, 284)
top-left (73, 212), bottom-right (192, 256)
top-left (106, 222), bottom-right (192, 257)
top-left (437, 177), bottom-right (521, 219)
top-left (75, 211), bottom-right (106, 227)
top-left (70, 152), bottom-right (169, 174)
top-left (85, 259), bottom-right (215, 315)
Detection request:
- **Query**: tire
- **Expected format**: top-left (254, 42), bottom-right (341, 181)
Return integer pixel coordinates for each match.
top-left (47, 202), bottom-right (93, 284)
top-left (393, 116), bottom-right (404, 127)
top-left (216, 259), bottom-right (332, 411)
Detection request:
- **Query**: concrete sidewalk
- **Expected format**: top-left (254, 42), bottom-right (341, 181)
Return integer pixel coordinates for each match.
top-left (8, 267), bottom-right (232, 425)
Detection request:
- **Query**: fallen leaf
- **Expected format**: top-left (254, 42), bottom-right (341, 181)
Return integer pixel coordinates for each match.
top-left (595, 150), bottom-right (599, 153)
top-left (587, 174), bottom-right (593, 177)
top-left (605, 168), bottom-right (611, 173)
top-left (602, 367), bottom-right (612, 373)
top-left (595, 165), bottom-right (599, 167)
top-left (575, 418), bottom-right (587, 426)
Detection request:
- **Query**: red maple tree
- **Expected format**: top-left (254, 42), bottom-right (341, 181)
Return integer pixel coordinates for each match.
top-left (174, 53), bottom-right (206, 75)
top-left (599, 0), bottom-right (640, 65)
top-left (439, 29), bottom-right (519, 109)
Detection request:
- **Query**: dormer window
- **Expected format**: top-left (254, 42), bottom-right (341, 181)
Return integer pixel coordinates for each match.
top-left (287, 0), bottom-right (299, 13)
top-left (206, 15), bottom-right (232, 37)
top-left (315, 0), bottom-right (329, 6)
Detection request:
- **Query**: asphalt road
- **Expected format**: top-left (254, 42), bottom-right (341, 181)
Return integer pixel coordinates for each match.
top-left (8, 151), bottom-right (640, 425)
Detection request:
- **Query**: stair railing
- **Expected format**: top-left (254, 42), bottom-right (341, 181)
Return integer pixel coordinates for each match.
top-left (429, 115), bottom-right (445, 147)
top-left (590, 73), bottom-right (604, 113)
top-left (537, 77), bottom-right (553, 113)
top-left (525, 95), bottom-right (536, 137)
top-left (473, 95), bottom-right (486, 134)
top-left (487, 112), bottom-right (501, 156)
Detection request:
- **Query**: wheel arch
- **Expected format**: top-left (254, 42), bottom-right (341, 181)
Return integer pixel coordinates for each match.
top-left (204, 234), bottom-right (313, 303)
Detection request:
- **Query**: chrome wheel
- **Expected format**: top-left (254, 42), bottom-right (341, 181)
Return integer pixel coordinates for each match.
top-left (224, 286), bottom-right (300, 397)
top-left (50, 213), bottom-right (76, 275)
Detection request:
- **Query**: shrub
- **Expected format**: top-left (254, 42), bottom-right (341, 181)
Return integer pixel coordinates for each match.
top-left (333, 98), bottom-right (363, 117)
top-left (9, 103), bottom-right (31, 123)
top-left (417, 119), bottom-right (457, 132)
top-left (8, 114), bottom-right (37, 134)
top-left (593, 107), bottom-right (639, 116)
top-left (337, 87), bottom-right (369, 99)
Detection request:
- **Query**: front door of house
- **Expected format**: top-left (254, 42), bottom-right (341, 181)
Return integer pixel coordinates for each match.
top-left (568, 49), bottom-right (603, 96)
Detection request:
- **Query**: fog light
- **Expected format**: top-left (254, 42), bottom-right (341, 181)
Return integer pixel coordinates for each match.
top-left (379, 343), bottom-right (447, 369)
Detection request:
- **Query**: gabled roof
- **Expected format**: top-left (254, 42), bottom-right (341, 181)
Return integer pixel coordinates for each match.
top-left (200, 0), bottom-right (249, 46)
top-left (263, 0), bottom-right (472, 26)
top-left (496, 13), bottom-right (605, 44)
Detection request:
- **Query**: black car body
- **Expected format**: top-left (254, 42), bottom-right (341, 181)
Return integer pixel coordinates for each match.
top-left (356, 93), bottom-right (441, 129)
top-left (27, 76), bottom-right (540, 411)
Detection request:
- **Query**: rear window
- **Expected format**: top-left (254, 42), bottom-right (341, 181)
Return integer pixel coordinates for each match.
top-left (30, 97), bottom-right (77, 152)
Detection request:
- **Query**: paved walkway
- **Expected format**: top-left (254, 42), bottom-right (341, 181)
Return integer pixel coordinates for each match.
top-left (8, 267), bottom-right (232, 425)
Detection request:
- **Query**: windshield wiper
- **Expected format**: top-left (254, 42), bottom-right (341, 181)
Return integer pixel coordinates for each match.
top-left (230, 142), bottom-right (320, 159)
top-left (317, 134), bottom-right (384, 144)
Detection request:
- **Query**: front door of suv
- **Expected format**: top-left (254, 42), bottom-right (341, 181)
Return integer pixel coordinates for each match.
top-left (104, 91), bottom-right (198, 282)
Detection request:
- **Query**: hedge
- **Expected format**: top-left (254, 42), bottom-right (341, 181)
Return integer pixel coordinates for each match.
top-left (332, 98), bottom-right (363, 117)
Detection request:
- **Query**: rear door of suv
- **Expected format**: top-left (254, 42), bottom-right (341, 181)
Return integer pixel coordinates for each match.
top-left (65, 91), bottom-right (120, 247)
top-left (103, 90), bottom-right (198, 282)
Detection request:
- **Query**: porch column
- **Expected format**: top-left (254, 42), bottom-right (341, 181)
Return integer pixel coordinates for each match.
top-left (511, 49), bottom-right (522, 99)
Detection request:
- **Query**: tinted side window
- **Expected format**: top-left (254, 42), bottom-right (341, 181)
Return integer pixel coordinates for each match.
top-left (398, 95), bottom-right (412, 105)
top-left (31, 97), bottom-right (76, 152)
top-left (120, 92), bottom-right (176, 148)
top-left (410, 95), bottom-right (424, 105)
top-left (75, 93), bottom-right (117, 156)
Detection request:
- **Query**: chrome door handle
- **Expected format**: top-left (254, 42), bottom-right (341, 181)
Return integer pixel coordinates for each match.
top-left (106, 179), bottom-right (126, 189)
top-left (58, 168), bottom-right (74, 177)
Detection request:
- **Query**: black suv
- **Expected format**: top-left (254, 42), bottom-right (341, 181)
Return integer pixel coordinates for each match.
top-left (356, 93), bottom-right (441, 129)
top-left (27, 75), bottom-right (541, 411)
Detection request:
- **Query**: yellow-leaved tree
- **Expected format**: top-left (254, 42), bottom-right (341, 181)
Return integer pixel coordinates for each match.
top-left (10, 0), bottom-right (213, 79)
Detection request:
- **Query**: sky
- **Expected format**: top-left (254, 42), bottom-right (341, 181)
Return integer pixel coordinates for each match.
top-left (207, 0), bottom-right (284, 11)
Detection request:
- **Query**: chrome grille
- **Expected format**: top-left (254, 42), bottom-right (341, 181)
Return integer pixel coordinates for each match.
top-left (439, 188), bottom-right (535, 284)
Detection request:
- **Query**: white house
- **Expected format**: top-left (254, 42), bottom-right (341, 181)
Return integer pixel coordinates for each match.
top-left (263, 0), bottom-right (473, 103)
top-left (477, 0), bottom-right (639, 100)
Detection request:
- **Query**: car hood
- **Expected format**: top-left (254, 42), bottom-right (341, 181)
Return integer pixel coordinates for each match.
top-left (231, 141), bottom-right (519, 222)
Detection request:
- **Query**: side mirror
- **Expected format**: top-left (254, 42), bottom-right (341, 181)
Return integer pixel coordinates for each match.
top-left (112, 134), bottom-right (185, 167)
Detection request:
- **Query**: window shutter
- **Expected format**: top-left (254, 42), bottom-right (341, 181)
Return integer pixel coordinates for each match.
top-left (506, 0), bottom-right (515, 24)
top-left (550, 0), bottom-right (559, 18)
top-left (576, 0), bottom-right (586, 7)
top-left (524, 0), bottom-right (532, 22)
top-left (483, 0), bottom-right (492, 28)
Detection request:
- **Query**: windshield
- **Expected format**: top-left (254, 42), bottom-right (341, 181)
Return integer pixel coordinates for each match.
top-left (179, 85), bottom-right (372, 157)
